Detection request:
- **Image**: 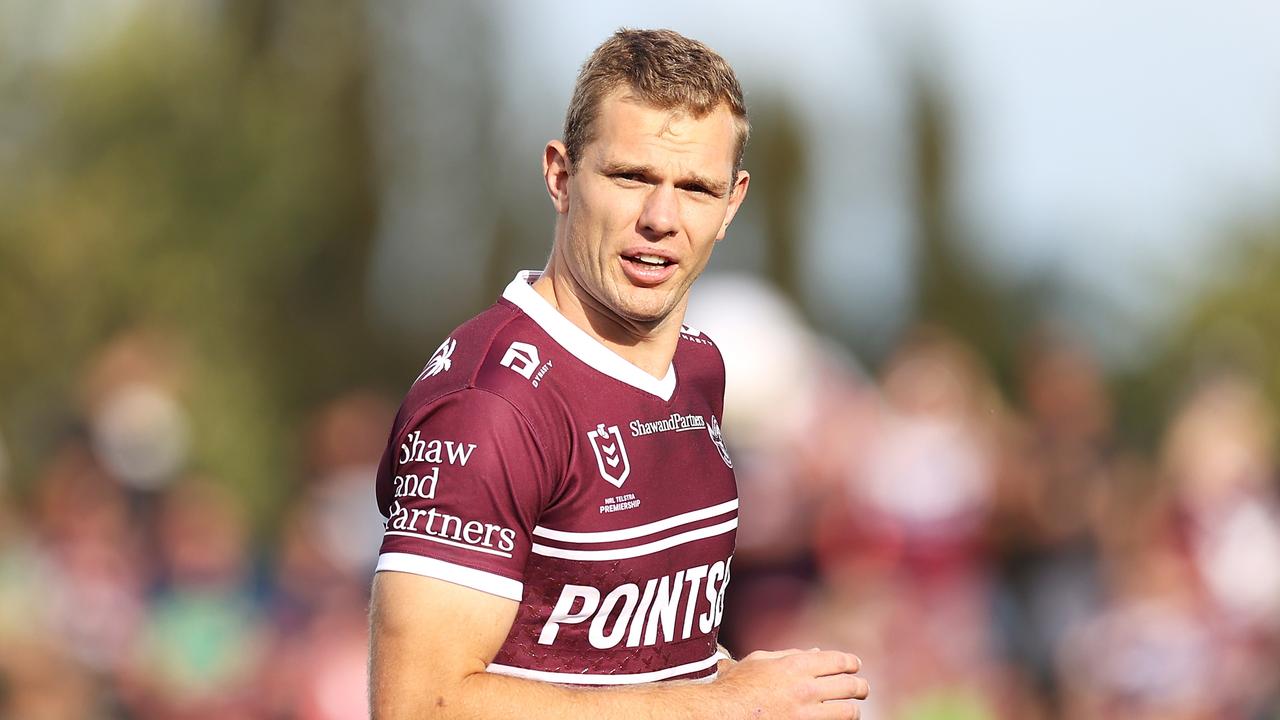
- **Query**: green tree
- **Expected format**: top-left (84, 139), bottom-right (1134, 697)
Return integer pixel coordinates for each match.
top-left (0, 2), bottom-right (394, 516)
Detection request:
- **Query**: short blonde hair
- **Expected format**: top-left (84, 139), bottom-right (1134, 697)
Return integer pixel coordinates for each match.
top-left (564, 28), bottom-right (750, 177)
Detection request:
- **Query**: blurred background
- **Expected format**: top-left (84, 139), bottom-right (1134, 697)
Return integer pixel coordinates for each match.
top-left (2, 1), bottom-right (1280, 718)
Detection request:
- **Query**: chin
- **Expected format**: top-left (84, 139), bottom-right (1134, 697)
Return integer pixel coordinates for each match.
top-left (610, 286), bottom-right (682, 326)
top-left (617, 303), bottom-right (674, 326)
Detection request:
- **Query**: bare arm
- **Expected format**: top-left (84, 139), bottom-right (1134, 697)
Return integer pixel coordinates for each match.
top-left (369, 571), bottom-right (868, 720)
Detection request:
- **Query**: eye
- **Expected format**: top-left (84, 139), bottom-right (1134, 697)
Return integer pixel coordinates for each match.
top-left (611, 172), bottom-right (643, 183)
top-left (680, 183), bottom-right (719, 198)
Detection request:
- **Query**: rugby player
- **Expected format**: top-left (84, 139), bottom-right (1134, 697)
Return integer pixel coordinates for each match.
top-left (369, 28), bottom-right (869, 719)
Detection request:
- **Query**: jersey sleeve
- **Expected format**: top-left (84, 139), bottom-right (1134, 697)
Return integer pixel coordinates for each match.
top-left (374, 388), bottom-right (552, 602)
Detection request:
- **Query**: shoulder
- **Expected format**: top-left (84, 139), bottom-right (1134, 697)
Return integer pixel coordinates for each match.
top-left (673, 322), bottom-right (729, 414)
top-left (401, 301), bottom-right (546, 399)
top-left (676, 321), bottom-right (727, 379)
top-left (392, 301), bottom-right (564, 446)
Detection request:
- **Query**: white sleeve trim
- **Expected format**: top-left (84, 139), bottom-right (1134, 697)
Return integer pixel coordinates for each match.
top-left (376, 552), bottom-right (523, 602)
top-left (486, 651), bottom-right (721, 685)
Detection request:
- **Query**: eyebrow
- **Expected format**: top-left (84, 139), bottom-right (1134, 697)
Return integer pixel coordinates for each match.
top-left (598, 160), bottom-right (731, 198)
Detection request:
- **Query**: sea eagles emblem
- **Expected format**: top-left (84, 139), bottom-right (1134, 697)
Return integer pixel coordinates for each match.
top-left (416, 337), bottom-right (456, 382)
top-left (587, 423), bottom-right (631, 488)
top-left (707, 415), bottom-right (733, 468)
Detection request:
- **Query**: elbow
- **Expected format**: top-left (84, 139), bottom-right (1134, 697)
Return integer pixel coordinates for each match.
top-left (370, 699), bottom-right (443, 720)
top-left (370, 683), bottom-right (468, 720)
top-left (370, 695), bottom-right (447, 720)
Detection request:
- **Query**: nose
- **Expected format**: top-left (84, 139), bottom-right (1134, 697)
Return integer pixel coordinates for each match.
top-left (638, 184), bottom-right (678, 239)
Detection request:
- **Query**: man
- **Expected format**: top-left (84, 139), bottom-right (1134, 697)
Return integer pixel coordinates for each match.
top-left (369, 28), bottom-right (869, 719)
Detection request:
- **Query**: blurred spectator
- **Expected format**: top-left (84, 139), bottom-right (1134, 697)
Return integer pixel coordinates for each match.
top-left (270, 391), bottom-right (389, 627)
top-left (987, 329), bottom-right (1117, 708)
top-left (118, 478), bottom-right (266, 720)
top-left (1162, 374), bottom-right (1280, 715)
top-left (32, 437), bottom-right (148, 675)
top-left (80, 330), bottom-right (191, 492)
top-left (296, 391), bottom-right (393, 585)
top-left (825, 326), bottom-right (1005, 575)
top-left (1164, 374), bottom-right (1280, 627)
top-left (257, 392), bottom-right (392, 719)
top-left (1057, 542), bottom-right (1220, 720)
top-left (816, 327), bottom-right (1015, 718)
top-left (258, 588), bottom-right (374, 720)
top-left (0, 637), bottom-right (104, 720)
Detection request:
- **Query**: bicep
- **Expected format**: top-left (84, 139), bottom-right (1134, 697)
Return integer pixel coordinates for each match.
top-left (369, 571), bottom-right (520, 719)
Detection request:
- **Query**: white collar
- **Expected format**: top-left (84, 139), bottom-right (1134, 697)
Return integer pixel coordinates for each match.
top-left (501, 271), bottom-right (677, 401)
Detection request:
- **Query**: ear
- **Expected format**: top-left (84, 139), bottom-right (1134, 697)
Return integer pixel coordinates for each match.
top-left (715, 170), bottom-right (751, 241)
top-left (543, 140), bottom-right (572, 215)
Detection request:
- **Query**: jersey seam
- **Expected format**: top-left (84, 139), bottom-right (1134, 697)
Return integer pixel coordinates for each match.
top-left (465, 385), bottom-right (559, 513)
top-left (466, 305), bottom-right (561, 509)
top-left (467, 302), bottom-right (521, 388)
top-left (485, 302), bottom-right (615, 506)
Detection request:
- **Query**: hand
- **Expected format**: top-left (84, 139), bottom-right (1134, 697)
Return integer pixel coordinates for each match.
top-left (714, 648), bottom-right (868, 719)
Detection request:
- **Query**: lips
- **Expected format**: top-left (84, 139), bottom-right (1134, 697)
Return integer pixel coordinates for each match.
top-left (620, 249), bottom-right (678, 287)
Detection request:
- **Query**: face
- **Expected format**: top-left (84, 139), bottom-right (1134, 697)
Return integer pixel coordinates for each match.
top-left (544, 90), bottom-right (749, 331)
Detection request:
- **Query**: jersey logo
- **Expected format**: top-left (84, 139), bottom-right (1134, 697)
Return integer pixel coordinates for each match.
top-left (587, 423), bottom-right (631, 488)
top-left (680, 324), bottom-right (714, 347)
top-left (500, 341), bottom-right (540, 379)
top-left (707, 415), bottom-right (733, 468)
top-left (416, 337), bottom-right (456, 382)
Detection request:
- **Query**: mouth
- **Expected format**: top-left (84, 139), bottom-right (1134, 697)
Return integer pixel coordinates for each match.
top-left (619, 251), bottom-right (678, 287)
top-left (623, 253), bottom-right (674, 268)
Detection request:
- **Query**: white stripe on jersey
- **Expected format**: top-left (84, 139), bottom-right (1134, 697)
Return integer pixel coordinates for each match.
top-left (486, 650), bottom-right (720, 685)
top-left (376, 552), bottom-right (523, 601)
top-left (532, 499), bottom-right (739, 544)
top-left (530, 518), bottom-right (737, 561)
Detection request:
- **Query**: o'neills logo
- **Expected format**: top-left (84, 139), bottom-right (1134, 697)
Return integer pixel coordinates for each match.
top-left (630, 413), bottom-right (706, 437)
top-left (538, 558), bottom-right (732, 650)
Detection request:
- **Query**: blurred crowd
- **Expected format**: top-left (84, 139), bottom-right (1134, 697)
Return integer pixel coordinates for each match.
top-left (3, 277), bottom-right (1280, 720)
top-left (689, 276), bottom-right (1280, 720)
top-left (0, 331), bottom-right (384, 720)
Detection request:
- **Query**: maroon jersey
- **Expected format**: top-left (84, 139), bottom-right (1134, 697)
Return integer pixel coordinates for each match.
top-left (375, 271), bottom-right (738, 685)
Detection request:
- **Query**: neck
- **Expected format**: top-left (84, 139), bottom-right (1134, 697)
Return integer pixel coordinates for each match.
top-left (530, 263), bottom-right (682, 380)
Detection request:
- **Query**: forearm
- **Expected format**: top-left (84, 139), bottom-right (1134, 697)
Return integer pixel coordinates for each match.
top-left (375, 668), bottom-right (740, 720)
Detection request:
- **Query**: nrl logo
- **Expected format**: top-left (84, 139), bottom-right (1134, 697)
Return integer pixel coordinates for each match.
top-left (707, 415), bottom-right (733, 468)
top-left (587, 423), bottom-right (631, 488)
top-left (416, 337), bottom-right (456, 382)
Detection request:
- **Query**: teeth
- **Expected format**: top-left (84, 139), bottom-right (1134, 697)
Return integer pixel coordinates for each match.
top-left (634, 255), bottom-right (668, 266)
